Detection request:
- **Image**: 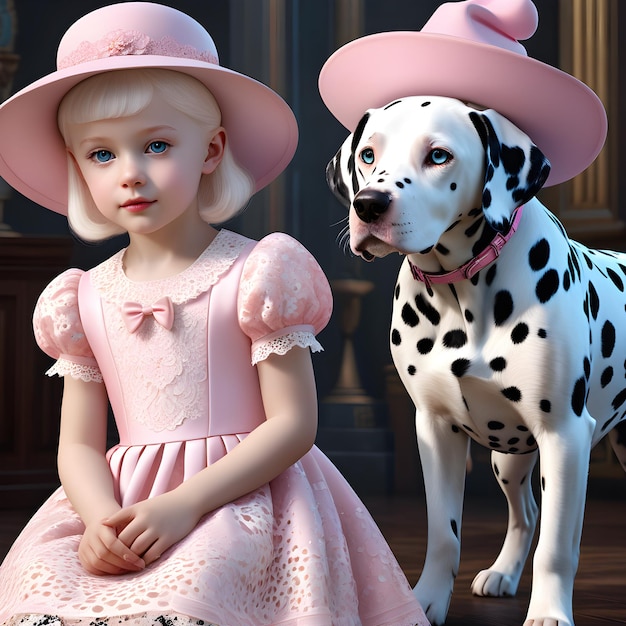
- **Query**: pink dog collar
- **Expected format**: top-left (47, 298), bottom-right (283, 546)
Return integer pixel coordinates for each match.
top-left (409, 205), bottom-right (524, 285)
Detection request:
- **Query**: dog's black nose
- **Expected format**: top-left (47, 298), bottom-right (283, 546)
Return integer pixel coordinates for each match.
top-left (353, 189), bottom-right (392, 223)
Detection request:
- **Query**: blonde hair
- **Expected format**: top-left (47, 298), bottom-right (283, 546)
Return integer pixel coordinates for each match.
top-left (57, 68), bottom-right (255, 242)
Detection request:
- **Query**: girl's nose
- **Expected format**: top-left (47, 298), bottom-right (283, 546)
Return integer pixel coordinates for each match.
top-left (120, 155), bottom-right (146, 187)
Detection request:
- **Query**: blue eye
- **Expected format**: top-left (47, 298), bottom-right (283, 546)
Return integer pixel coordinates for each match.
top-left (428, 148), bottom-right (452, 165)
top-left (360, 147), bottom-right (375, 165)
top-left (92, 149), bottom-right (113, 163)
top-left (148, 141), bottom-right (168, 154)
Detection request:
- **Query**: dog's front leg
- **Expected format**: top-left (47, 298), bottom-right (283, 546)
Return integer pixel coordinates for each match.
top-left (472, 450), bottom-right (539, 597)
top-left (524, 411), bottom-right (595, 626)
top-left (413, 409), bottom-right (469, 626)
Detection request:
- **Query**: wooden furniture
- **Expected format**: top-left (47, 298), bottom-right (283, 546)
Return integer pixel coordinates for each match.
top-left (0, 237), bottom-right (73, 508)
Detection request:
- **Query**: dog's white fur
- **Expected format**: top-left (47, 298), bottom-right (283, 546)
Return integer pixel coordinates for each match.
top-left (327, 96), bottom-right (626, 626)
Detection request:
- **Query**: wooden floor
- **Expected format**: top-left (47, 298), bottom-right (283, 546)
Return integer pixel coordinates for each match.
top-left (1, 493), bottom-right (624, 625)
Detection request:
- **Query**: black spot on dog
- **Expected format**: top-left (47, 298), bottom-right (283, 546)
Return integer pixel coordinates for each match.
top-left (494, 290), bottom-right (514, 326)
top-left (540, 399), bottom-right (552, 413)
top-left (612, 388), bottom-right (626, 411)
top-left (394, 284), bottom-right (400, 300)
top-left (502, 386), bottom-right (522, 402)
top-left (571, 376), bottom-right (587, 416)
top-left (450, 182), bottom-right (457, 191)
top-left (443, 329), bottom-right (468, 348)
top-left (527, 434), bottom-right (536, 447)
top-left (401, 303), bottom-right (419, 327)
top-left (407, 365), bottom-right (416, 376)
top-left (529, 238), bottom-right (550, 271)
top-left (465, 309), bottom-right (474, 322)
top-left (511, 323), bottom-right (529, 344)
top-left (601, 320), bottom-right (616, 358)
top-left (601, 366), bottom-right (613, 388)
top-left (482, 188), bottom-right (492, 209)
top-left (607, 267), bottom-right (624, 291)
top-left (488, 420), bottom-right (505, 430)
top-left (563, 270), bottom-right (571, 291)
top-left (501, 143), bottom-right (525, 175)
top-left (536, 269), bottom-right (559, 303)
top-left (421, 101), bottom-right (431, 107)
top-left (588, 281), bottom-right (600, 320)
top-left (485, 264), bottom-right (497, 286)
top-left (349, 112), bottom-right (370, 196)
top-left (583, 357), bottom-right (591, 380)
top-left (391, 328), bottom-right (401, 346)
top-left (537, 328), bottom-right (547, 338)
top-left (490, 357), bottom-right (507, 372)
top-left (464, 217), bottom-right (483, 238)
top-left (451, 358), bottom-right (471, 377)
top-left (415, 294), bottom-right (441, 325)
top-left (417, 338), bottom-right (434, 355)
top-left (436, 243), bottom-right (450, 255)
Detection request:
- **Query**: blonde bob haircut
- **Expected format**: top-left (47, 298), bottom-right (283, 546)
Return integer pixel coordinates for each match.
top-left (57, 68), bottom-right (255, 242)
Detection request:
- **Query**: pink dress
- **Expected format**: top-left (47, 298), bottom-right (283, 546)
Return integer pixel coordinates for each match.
top-left (0, 230), bottom-right (428, 626)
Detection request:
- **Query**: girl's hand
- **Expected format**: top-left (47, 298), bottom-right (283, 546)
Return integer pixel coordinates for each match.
top-left (79, 518), bottom-right (145, 575)
top-left (104, 491), bottom-right (201, 567)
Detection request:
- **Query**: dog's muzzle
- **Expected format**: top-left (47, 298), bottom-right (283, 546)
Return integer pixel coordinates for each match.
top-left (353, 189), bottom-right (392, 223)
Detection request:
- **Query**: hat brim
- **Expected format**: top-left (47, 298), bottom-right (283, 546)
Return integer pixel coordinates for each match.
top-left (0, 56), bottom-right (298, 214)
top-left (319, 32), bottom-right (607, 186)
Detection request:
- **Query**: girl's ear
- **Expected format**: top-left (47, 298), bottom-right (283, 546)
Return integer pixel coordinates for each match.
top-left (202, 128), bottom-right (226, 175)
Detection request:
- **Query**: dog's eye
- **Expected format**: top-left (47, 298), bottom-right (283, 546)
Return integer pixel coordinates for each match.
top-left (359, 148), bottom-right (375, 165)
top-left (428, 148), bottom-right (452, 165)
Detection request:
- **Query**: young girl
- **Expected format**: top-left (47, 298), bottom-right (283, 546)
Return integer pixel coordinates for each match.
top-left (0, 3), bottom-right (428, 625)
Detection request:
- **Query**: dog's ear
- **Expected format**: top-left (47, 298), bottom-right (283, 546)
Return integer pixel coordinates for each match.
top-left (326, 112), bottom-right (371, 208)
top-left (469, 109), bottom-right (551, 231)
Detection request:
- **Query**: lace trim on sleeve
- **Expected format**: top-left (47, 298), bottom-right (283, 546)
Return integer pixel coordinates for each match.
top-left (251, 326), bottom-right (323, 365)
top-left (46, 356), bottom-right (103, 383)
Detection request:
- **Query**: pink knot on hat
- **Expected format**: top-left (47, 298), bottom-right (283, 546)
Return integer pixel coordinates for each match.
top-left (0, 2), bottom-right (298, 214)
top-left (319, 0), bottom-right (607, 186)
top-left (422, 0), bottom-right (538, 54)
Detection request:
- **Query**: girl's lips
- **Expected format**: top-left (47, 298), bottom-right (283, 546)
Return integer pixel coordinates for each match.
top-left (121, 200), bottom-right (154, 213)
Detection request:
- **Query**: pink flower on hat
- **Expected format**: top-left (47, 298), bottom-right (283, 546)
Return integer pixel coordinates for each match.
top-left (104, 30), bottom-right (150, 57)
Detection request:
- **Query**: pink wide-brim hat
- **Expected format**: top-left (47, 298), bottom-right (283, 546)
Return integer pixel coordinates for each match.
top-left (319, 0), bottom-right (607, 187)
top-left (0, 2), bottom-right (298, 215)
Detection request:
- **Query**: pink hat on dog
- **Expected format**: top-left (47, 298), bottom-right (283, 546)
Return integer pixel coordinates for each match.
top-left (0, 2), bottom-right (298, 214)
top-left (319, 0), bottom-right (607, 187)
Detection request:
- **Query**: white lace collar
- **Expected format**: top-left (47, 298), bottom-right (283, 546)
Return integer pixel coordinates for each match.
top-left (89, 229), bottom-right (252, 305)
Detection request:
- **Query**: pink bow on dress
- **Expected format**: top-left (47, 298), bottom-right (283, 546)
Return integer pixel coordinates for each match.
top-left (121, 296), bottom-right (174, 333)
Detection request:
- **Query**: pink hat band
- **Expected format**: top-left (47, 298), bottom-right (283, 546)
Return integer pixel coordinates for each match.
top-left (57, 29), bottom-right (218, 71)
top-left (55, 3), bottom-right (220, 71)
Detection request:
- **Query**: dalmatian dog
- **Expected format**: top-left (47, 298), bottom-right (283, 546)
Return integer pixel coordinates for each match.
top-left (326, 95), bottom-right (626, 626)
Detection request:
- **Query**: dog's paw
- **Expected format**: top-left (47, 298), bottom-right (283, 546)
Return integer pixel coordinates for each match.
top-left (471, 567), bottom-right (520, 597)
top-left (414, 578), bottom-right (453, 626)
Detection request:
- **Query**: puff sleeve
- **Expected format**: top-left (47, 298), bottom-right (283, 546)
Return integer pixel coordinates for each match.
top-left (32, 268), bottom-right (102, 383)
top-left (238, 233), bottom-right (333, 365)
